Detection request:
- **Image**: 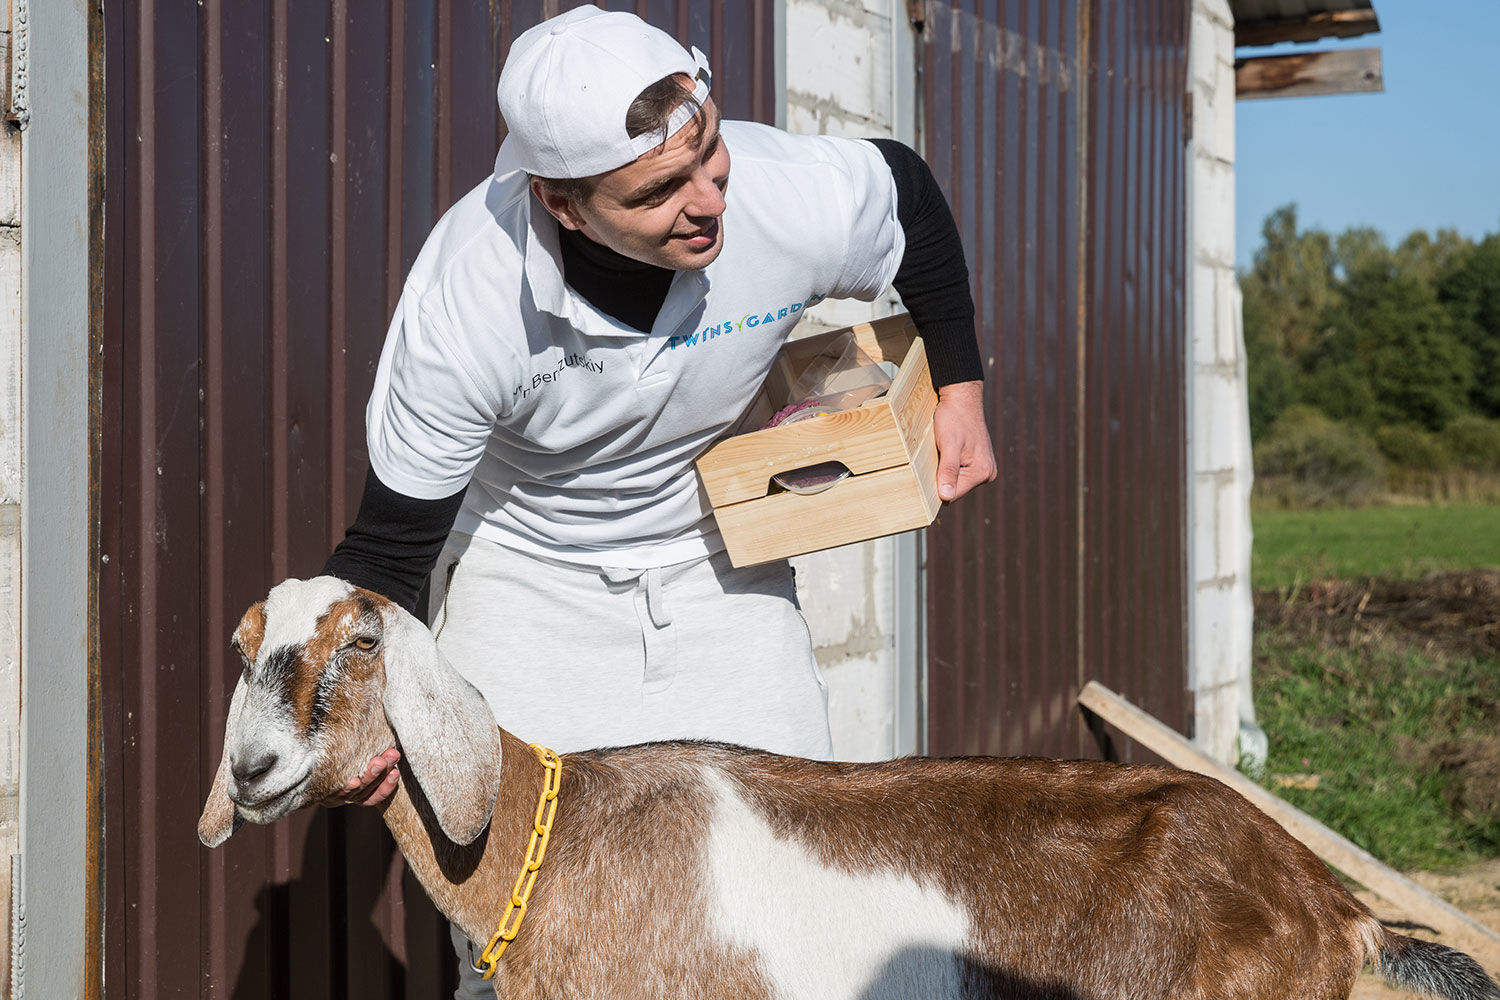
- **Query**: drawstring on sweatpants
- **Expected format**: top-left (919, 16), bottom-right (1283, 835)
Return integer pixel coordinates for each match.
top-left (601, 566), bottom-right (672, 629)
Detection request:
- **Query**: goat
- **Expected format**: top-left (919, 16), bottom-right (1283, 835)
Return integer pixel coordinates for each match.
top-left (199, 577), bottom-right (1500, 1000)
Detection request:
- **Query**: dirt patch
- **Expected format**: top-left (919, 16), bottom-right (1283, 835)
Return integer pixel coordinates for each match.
top-left (1419, 734), bottom-right (1500, 828)
top-left (1255, 569), bottom-right (1500, 659)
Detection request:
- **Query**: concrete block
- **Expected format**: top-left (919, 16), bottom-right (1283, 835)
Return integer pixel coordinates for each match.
top-left (1192, 261), bottom-right (1219, 367)
top-left (1198, 0), bottom-right (1235, 31)
top-left (802, 295), bottom-right (890, 331)
top-left (1221, 492), bottom-right (1253, 587)
top-left (1193, 473), bottom-right (1221, 583)
top-left (1192, 677), bottom-right (1241, 765)
top-left (1214, 13), bottom-right (1235, 69)
top-left (786, 2), bottom-right (889, 123)
top-left (1192, 160), bottom-right (1235, 267)
top-left (792, 537), bottom-right (899, 759)
top-left (1190, 9), bottom-right (1218, 90)
top-left (1212, 67), bottom-right (1236, 163)
top-left (1216, 268), bottom-right (1243, 364)
top-left (1192, 584), bottom-right (1244, 686)
top-left (1195, 370), bottom-right (1245, 472)
top-left (1191, 88), bottom-right (1219, 162)
top-left (785, 100), bottom-right (822, 137)
top-left (824, 653), bottom-right (895, 761)
top-left (817, 110), bottom-right (889, 139)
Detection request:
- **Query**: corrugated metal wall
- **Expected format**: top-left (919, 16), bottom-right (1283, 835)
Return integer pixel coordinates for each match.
top-left (97, 2), bottom-right (775, 997)
top-left (922, 0), bottom-right (1190, 759)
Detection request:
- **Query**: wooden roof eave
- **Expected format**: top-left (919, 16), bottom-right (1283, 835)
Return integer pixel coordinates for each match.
top-left (1234, 9), bottom-right (1380, 48)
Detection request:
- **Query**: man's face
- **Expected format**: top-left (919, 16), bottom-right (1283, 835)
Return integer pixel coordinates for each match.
top-left (534, 93), bottom-right (730, 272)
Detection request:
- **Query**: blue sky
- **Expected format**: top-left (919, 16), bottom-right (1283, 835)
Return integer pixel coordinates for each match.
top-left (1235, 0), bottom-right (1500, 266)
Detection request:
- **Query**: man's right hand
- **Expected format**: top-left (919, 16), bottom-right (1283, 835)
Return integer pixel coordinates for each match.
top-left (322, 747), bottom-right (401, 807)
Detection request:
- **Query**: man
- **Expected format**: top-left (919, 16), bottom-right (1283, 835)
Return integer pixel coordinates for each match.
top-left (318, 6), bottom-right (995, 993)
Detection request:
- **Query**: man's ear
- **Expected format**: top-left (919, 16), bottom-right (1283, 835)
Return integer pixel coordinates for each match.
top-left (530, 178), bottom-right (587, 231)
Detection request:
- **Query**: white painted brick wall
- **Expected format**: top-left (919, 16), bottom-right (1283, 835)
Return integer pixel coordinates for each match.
top-left (785, 0), bottom-right (911, 761)
top-left (786, 1), bottom-right (894, 132)
top-left (792, 539), bottom-right (899, 761)
top-left (1188, 0), bottom-right (1259, 766)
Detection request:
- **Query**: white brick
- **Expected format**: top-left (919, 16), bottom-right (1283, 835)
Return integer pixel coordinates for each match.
top-left (1192, 261), bottom-right (1219, 367)
top-left (802, 295), bottom-right (890, 330)
top-left (793, 537), bottom-right (899, 761)
top-left (1221, 474), bottom-right (1253, 578)
top-left (1191, 87), bottom-right (1220, 162)
top-left (824, 654), bottom-right (896, 761)
top-left (1214, 13), bottom-right (1235, 69)
top-left (1212, 67), bottom-right (1236, 163)
top-left (1190, 9), bottom-right (1218, 90)
top-left (785, 101), bottom-right (822, 137)
top-left (786, 2), bottom-right (890, 124)
top-left (1193, 589), bottom-right (1243, 691)
top-left (816, 111), bottom-right (887, 139)
top-left (1193, 473), bottom-right (1221, 583)
top-left (1198, 0), bottom-right (1234, 31)
top-left (1194, 370), bottom-right (1243, 471)
top-left (1192, 159), bottom-right (1235, 267)
top-left (1215, 268), bottom-right (1242, 364)
top-left (1192, 675), bottom-right (1241, 764)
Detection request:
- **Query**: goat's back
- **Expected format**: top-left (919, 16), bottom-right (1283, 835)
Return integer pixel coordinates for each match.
top-left (499, 743), bottom-right (1380, 1000)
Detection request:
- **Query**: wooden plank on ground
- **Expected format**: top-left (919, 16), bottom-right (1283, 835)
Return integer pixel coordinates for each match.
top-left (1236, 48), bottom-right (1383, 101)
top-left (1078, 681), bottom-right (1500, 967)
top-left (1235, 10), bottom-right (1380, 48)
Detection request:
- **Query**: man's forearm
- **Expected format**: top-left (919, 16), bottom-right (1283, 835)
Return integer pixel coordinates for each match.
top-left (321, 468), bottom-right (466, 613)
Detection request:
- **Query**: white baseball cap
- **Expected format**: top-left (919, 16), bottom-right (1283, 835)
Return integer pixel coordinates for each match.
top-left (497, 5), bottom-right (713, 179)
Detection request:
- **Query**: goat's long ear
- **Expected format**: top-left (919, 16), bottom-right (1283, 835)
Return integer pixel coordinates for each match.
top-left (379, 606), bottom-right (501, 846)
top-left (199, 674), bottom-right (249, 847)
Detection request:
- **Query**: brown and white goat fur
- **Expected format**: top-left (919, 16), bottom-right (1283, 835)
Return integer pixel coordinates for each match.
top-left (199, 577), bottom-right (1500, 1000)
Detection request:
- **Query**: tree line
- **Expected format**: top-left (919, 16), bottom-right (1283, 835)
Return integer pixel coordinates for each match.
top-left (1242, 205), bottom-right (1500, 506)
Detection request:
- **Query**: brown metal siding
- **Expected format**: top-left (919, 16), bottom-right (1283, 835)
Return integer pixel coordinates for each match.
top-left (922, 0), bottom-right (1189, 759)
top-left (98, 3), bottom-right (776, 997)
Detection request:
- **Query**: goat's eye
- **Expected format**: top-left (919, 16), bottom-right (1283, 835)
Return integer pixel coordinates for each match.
top-left (353, 635), bottom-right (378, 651)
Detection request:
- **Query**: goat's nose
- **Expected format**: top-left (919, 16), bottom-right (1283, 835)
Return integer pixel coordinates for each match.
top-left (231, 749), bottom-right (279, 786)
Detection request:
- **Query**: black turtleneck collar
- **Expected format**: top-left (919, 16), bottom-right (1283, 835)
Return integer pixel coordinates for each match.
top-left (557, 224), bottom-right (675, 334)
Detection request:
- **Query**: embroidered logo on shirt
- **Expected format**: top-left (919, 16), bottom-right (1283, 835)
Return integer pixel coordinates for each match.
top-left (666, 295), bottom-right (824, 351)
top-left (513, 351), bottom-right (605, 403)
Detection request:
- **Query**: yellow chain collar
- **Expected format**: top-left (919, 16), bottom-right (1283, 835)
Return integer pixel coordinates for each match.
top-left (472, 743), bottom-right (563, 981)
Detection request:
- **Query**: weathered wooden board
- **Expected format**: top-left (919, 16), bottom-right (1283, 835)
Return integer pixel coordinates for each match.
top-left (1078, 681), bottom-right (1500, 968)
top-left (1236, 48), bottom-right (1383, 101)
top-left (1234, 10), bottom-right (1380, 49)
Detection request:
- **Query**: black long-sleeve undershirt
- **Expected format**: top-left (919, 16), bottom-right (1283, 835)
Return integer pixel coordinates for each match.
top-left (867, 138), bottom-right (983, 388)
top-left (322, 138), bottom-right (983, 608)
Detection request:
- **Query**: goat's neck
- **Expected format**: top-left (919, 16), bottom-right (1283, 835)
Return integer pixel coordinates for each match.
top-left (378, 727), bottom-right (548, 944)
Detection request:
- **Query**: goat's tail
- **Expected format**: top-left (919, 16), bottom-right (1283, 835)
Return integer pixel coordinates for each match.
top-left (1377, 929), bottom-right (1500, 1000)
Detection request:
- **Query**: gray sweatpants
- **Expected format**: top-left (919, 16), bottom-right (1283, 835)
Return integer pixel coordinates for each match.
top-left (430, 532), bottom-right (832, 997)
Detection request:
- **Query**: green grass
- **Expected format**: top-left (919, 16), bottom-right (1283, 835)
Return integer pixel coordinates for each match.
top-left (1252, 503), bottom-right (1500, 590)
top-left (1252, 623), bottom-right (1500, 872)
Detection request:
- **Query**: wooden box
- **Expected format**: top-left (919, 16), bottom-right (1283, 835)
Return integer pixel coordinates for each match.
top-left (696, 313), bottom-right (940, 567)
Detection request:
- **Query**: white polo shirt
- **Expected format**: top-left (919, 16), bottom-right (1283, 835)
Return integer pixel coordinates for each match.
top-left (365, 121), bottom-right (905, 567)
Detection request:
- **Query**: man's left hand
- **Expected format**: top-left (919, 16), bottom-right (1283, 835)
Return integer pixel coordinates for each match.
top-left (932, 380), bottom-right (997, 502)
